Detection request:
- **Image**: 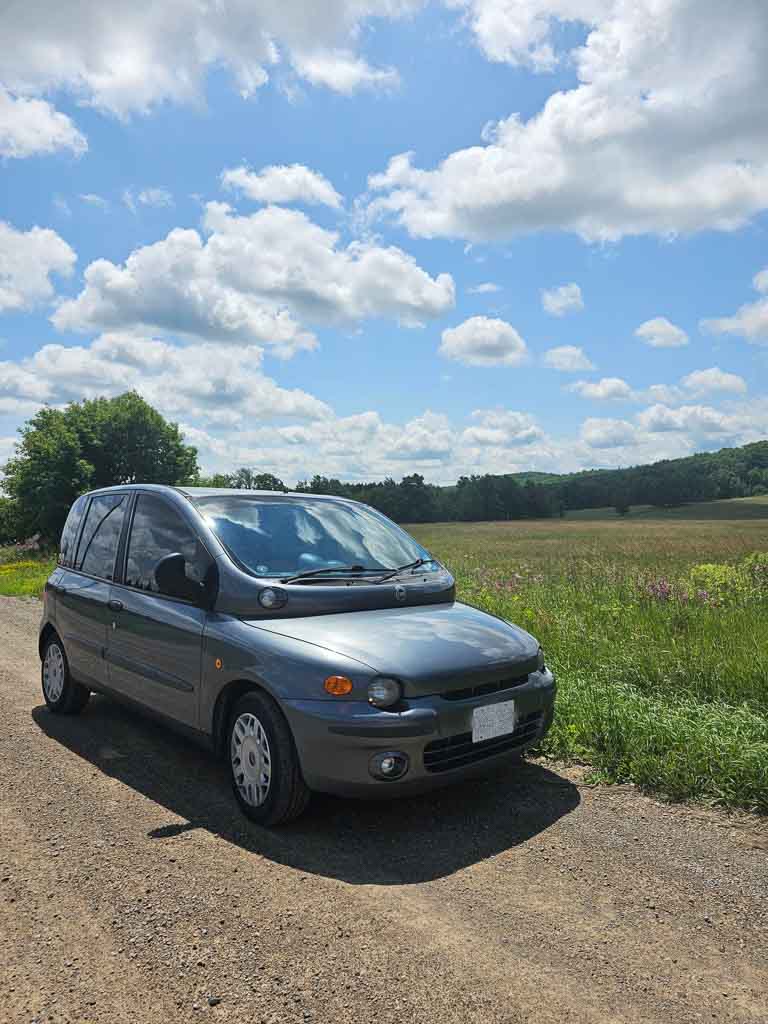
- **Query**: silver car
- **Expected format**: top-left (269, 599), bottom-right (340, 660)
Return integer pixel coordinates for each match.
top-left (40, 485), bottom-right (556, 824)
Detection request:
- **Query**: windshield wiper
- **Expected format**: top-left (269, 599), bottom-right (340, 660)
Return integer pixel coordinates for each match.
top-left (281, 564), bottom-right (369, 584)
top-left (375, 557), bottom-right (428, 582)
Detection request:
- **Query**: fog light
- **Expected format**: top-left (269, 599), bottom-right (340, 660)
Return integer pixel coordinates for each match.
top-left (369, 751), bottom-right (409, 781)
top-left (258, 587), bottom-right (287, 609)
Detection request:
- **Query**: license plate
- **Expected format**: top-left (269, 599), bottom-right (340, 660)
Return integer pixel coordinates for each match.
top-left (472, 699), bottom-right (517, 743)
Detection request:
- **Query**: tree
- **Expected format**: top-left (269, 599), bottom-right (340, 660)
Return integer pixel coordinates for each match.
top-left (2, 392), bottom-right (199, 541)
top-left (230, 469), bottom-right (285, 491)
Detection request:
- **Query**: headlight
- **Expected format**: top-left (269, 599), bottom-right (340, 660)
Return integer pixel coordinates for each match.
top-left (537, 647), bottom-right (546, 672)
top-left (368, 677), bottom-right (402, 708)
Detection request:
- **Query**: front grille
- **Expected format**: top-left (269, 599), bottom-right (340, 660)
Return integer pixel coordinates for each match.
top-left (423, 711), bottom-right (543, 773)
top-left (441, 674), bottom-right (529, 701)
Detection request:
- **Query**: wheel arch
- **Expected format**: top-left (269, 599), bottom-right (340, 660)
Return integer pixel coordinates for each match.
top-left (211, 678), bottom-right (278, 757)
top-left (38, 622), bottom-right (58, 661)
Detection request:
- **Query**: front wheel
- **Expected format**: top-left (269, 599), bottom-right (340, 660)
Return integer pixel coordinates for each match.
top-left (41, 634), bottom-right (90, 714)
top-left (227, 691), bottom-right (310, 826)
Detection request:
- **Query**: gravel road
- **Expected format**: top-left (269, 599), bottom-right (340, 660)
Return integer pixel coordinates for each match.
top-left (1, 595), bottom-right (766, 1024)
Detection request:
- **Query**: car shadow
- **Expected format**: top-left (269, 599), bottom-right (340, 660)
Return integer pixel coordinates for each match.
top-left (32, 694), bottom-right (580, 885)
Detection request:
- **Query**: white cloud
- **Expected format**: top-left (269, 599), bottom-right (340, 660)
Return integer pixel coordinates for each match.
top-left (680, 367), bottom-right (747, 397)
top-left (290, 50), bottom-right (399, 94)
top-left (440, 316), bottom-right (527, 366)
top-left (388, 411), bottom-right (455, 461)
top-left (0, 332), bottom-right (332, 425)
top-left (635, 317), bottom-right (688, 349)
top-left (138, 187), bottom-right (174, 208)
top-left (569, 376), bottom-right (632, 400)
top-left (542, 344), bottom-right (594, 371)
top-left (541, 282), bottom-right (583, 317)
top-left (580, 417), bottom-right (637, 449)
top-left (467, 281), bottom-right (501, 294)
top-left (0, 87), bottom-right (86, 159)
top-left (53, 202), bottom-right (454, 357)
top-left (367, 2), bottom-right (768, 242)
top-left (0, 1), bottom-right (416, 157)
top-left (462, 408), bottom-right (543, 447)
top-left (701, 267), bottom-right (768, 345)
top-left (448, 0), bottom-right (605, 70)
top-left (753, 268), bottom-right (768, 294)
top-left (0, 222), bottom-right (76, 313)
top-left (636, 403), bottom-right (743, 437)
top-left (222, 164), bottom-right (342, 209)
top-left (80, 193), bottom-right (110, 210)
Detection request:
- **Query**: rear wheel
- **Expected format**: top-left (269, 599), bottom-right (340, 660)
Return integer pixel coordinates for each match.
top-left (41, 634), bottom-right (90, 714)
top-left (227, 690), bottom-right (310, 826)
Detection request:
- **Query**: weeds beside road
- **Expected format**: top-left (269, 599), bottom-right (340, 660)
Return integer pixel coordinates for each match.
top-left (411, 516), bottom-right (768, 814)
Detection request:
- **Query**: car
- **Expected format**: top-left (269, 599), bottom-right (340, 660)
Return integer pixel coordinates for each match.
top-left (39, 484), bottom-right (556, 825)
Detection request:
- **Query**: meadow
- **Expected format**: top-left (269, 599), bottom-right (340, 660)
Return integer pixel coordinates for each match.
top-left (2, 498), bottom-right (767, 813)
top-left (411, 503), bottom-right (768, 813)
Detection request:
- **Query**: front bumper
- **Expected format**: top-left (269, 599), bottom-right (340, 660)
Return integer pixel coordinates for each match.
top-left (282, 669), bottom-right (556, 798)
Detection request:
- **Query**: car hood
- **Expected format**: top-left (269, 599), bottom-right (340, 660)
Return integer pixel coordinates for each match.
top-left (246, 601), bottom-right (540, 697)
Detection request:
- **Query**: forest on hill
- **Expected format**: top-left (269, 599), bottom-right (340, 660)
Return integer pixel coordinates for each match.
top-left (207, 440), bottom-right (768, 524)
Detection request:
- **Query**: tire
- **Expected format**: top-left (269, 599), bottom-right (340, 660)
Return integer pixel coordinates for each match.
top-left (41, 634), bottom-right (91, 715)
top-left (227, 690), bottom-right (310, 826)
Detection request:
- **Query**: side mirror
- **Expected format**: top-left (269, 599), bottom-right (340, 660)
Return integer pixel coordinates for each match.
top-left (154, 552), bottom-right (202, 602)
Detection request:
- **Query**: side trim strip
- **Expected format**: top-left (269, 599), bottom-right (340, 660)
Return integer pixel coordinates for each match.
top-left (105, 650), bottom-right (194, 693)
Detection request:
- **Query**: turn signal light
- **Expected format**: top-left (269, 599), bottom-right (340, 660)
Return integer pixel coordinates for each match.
top-left (324, 675), bottom-right (353, 696)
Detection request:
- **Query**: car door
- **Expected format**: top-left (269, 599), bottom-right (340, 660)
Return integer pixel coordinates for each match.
top-left (104, 492), bottom-right (211, 730)
top-left (54, 492), bottom-right (128, 689)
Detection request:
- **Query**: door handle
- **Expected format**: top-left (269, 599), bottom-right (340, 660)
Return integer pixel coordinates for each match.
top-left (107, 599), bottom-right (124, 612)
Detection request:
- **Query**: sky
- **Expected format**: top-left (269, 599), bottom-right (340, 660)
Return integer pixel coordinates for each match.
top-left (1, 0), bottom-right (767, 485)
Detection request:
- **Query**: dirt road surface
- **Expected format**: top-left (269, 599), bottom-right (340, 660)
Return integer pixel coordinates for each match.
top-left (1, 596), bottom-right (766, 1024)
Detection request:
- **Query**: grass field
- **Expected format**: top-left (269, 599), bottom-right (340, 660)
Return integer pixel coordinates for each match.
top-left (410, 511), bottom-right (768, 813)
top-left (1, 497), bottom-right (767, 812)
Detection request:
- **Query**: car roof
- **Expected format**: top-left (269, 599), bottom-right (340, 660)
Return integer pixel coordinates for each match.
top-left (82, 483), bottom-right (353, 503)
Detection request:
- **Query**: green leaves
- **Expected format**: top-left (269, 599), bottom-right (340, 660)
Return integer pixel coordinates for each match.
top-left (1, 392), bottom-right (199, 542)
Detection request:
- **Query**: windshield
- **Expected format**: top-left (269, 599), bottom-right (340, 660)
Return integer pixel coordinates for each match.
top-left (194, 496), bottom-right (434, 578)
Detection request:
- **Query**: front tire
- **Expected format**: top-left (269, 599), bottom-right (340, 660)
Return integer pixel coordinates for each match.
top-left (41, 634), bottom-right (90, 714)
top-left (227, 691), bottom-right (310, 826)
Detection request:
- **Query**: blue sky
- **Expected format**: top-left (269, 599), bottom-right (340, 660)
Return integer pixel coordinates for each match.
top-left (1, 1), bottom-right (767, 483)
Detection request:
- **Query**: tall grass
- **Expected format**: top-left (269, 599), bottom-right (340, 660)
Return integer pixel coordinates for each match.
top-left (411, 519), bottom-right (768, 813)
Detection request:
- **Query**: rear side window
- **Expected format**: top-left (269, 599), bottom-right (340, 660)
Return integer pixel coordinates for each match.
top-left (125, 494), bottom-right (211, 596)
top-left (58, 495), bottom-right (88, 568)
top-left (75, 495), bottom-right (126, 580)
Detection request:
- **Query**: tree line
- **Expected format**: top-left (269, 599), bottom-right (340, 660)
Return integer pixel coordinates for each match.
top-left (1, 391), bottom-right (766, 544)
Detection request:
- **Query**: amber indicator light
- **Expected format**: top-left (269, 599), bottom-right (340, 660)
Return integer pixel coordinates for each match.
top-left (324, 675), bottom-right (353, 696)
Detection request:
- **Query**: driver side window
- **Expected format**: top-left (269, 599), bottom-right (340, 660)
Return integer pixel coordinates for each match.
top-left (125, 494), bottom-right (211, 597)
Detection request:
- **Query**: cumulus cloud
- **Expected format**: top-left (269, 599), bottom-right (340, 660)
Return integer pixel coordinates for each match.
top-left (541, 282), bottom-right (583, 317)
top-left (0, 87), bottom-right (87, 159)
top-left (580, 417), bottom-right (637, 449)
top-left (53, 202), bottom-right (454, 356)
top-left (635, 317), bottom-right (688, 349)
top-left (222, 164), bottom-right (342, 208)
top-left (367, 2), bottom-right (768, 242)
top-left (680, 367), bottom-right (747, 397)
top-left (569, 376), bottom-right (632, 400)
top-left (462, 408), bottom-right (543, 446)
top-left (0, 222), bottom-right (76, 313)
top-left (542, 345), bottom-right (594, 371)
top-left (701, 267), bottom-right (768, 344)
top-left (290, 50), bottom-right (399, 93)
top-left (0, 332), bottom-right (332, 425)
top-left (636, 403), bottom-right (744, 437)
top-left (467, 282), bottom-right (501, 294)
top-left (440, 316), bottom-right (527, 366)
top-left (0, 0), bottom-right (415, 161)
